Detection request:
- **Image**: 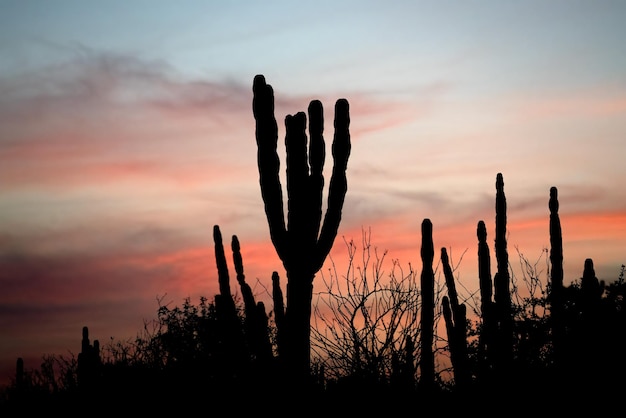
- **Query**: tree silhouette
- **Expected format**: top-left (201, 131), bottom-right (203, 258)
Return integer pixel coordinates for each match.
top-left (252, 74), bottom-right (351, 386)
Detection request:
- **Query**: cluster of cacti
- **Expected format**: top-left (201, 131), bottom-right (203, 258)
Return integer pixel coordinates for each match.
top-left (212, 224), bottom-right (275, 381)
top-left (6, 76), bottom-right (626, 408)
top-left (252, 74), bottom-right (351, 384)
top-left (77, 326), bottom-right (101, 391)
top-left (428, 173), bottom-right (513, 392)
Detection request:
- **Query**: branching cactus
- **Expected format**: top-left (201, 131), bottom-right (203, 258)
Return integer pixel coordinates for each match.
top-left (213, 224), bottom-right (275, 378)
top-left (252, 74), bottom-right (351, 382)
top-left (212, 225), bottom-right (249, 375)
top-left (77, 326), bottom-right (101, 391)
top-left (441, 247), bottom-right (469, 389)
top-left (231, 233), bottom-right (273, 365)
top-left (419, 218), bottom-right (435, 392)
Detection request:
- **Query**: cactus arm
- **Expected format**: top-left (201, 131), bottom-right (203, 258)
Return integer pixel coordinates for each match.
top-left (315, 98), bottom-right (351, 271)
top-left (307, 100), bottom-right (325, 242)
top-left (477, 220), bottom-right (493, 305)
top-left (252, 75), bottom-right (288, 260)
top-left (232, 234), bottom-right (256, 315)
top-left (284, 111), bottom-right (310, 249)
top-left (213, 225), bottom-right (232, 298)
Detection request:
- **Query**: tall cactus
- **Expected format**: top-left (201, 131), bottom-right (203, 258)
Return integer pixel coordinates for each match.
top-left (419, 218), bottom-right (435, 393)
top-left (493, 173), bottom-right (513, 379)
top-left (77, 326), bottom-right (101, 392)
top-left (441, 247), bottom-right (470, 390)
top-left (252, 75), bottom-right (351, 383)
top-left (548, 187), bottom-right (565, 366)
top-left (476, 220), bottom-right (496, 381)
top-left (577, 258), bottom-right (603, 389)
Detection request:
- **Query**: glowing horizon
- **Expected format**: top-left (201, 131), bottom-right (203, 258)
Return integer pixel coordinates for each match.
top-left (1, 0), bottom-right (625, 387)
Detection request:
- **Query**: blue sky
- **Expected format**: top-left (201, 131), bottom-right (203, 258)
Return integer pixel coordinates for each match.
top-left (1, 0), bottom-right (625, 387)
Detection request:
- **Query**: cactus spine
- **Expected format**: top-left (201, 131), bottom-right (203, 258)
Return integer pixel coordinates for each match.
top-left (252, 74), bottom-right (351, 383)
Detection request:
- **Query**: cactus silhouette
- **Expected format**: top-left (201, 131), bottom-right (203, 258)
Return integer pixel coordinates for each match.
top-left (548, 186), bottom-right (565, 368)
top-left (212, 225), bottom-right (250, 380)
top-left (231, 232), bottom-right (274, 367)
top-left (441, 247), bottom-right (470, 390)
top-left (213, 224), bottom-right (276, 383)
top-left (476, 219), bottom-right (496, 381)
top-left (252, 74), bottom-right (351, 384)
top-left (419, 218), bottom-right (435, 393)
top-left (77, 326), bottom-right (101, 392)
top-left (493, 173), bottom-right (513, 380)
top-left (272, 271), bottom-right (286, 359)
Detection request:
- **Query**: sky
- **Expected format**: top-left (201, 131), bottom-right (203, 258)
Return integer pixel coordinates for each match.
top-left (1, 0), bottom-right (626, 388)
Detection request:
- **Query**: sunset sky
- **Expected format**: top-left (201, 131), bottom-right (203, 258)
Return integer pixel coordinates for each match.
top-left (1, 0), bottom-right (626, 387)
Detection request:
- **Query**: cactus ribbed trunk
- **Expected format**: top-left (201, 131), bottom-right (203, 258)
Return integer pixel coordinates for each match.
top-left (419, 219), bottom-right (435, 393)
top-left (252, 75), bottom-right (351, 385)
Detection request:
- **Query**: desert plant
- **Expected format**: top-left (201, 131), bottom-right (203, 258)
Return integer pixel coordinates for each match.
top-left (493, 173), bottom-right (513, 380)
top-left (419, 218), bottom-right (436, 393)
top-left (252, 74), bottom-right (351, 384)
top-left (441, 247), bottom-right (470, 390)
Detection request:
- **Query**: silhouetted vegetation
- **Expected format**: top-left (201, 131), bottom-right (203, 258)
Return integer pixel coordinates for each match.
top-left (2, 76), bottom-right (625, 413)
top-left (252, 74), bottom-right (351, 386)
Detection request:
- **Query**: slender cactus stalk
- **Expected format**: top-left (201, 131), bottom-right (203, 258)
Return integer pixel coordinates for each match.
top-left (419, 218), bottom-right (435, 393)
top-left (493, 173), bottom-right (513, 378)
top-left (477, 220), bottom-right (495, 382)
top-left (549, 187), bottom-right (565, 367)
top-left (441, 247), bottom-right (469, 390)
